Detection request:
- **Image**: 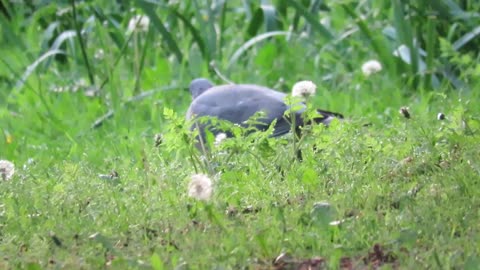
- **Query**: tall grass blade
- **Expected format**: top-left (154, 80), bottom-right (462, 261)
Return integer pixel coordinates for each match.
top-left (71, 0), bottom-right (95, 85)
top-left (1, 57), bottom-right (33, 96)
top-left (44, 30), bottom-right (76, 68)
top-left (137, 0), bottom-right (183, 62)
top-left (241, 0), bottom-right (253, 20)
top-left (392, 0), bottom-right (418, 75)
top-left (90, 6), bottom-right (125, 50)
top-left (40, 21), bottom-right (60, 50)
top-left (247, 7), bottom-right (264, 37)
top-left (275, 0), bottom-right (287, 26)
top-left (97, 30), bottom-right (136, 91)
top-left (309, 0), bottom-right (323, 13)
top-left (170, 9), bottom-right (207, 60)
top-left (261, 1), bottom-right (279, 32)
top-left (425, 15), bottom-right (436, 88)
top-left (452, 25), bottom-right (480, 51)
top-left (0, 10), bottom-right (27, 51)
top-left (284, 0), bottom-right (333, 40)
top-left (228, 31), bottom-right (289, 69)
top-left (218, 0), bottom-right (227, 60)
top-left (193, 0), bottom-right (217, 60)
top-left (247, 1), bottom-right (279, 38)
top-left (15, 49), bottom-right (65, 89)
top-left (134, 27), bottom-right (154, 93)
top-left (434, 0), bottom-right (467, 18)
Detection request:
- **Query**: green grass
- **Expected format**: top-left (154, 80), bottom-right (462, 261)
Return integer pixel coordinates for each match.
top-left (1, 0), bottom-right (480, 269)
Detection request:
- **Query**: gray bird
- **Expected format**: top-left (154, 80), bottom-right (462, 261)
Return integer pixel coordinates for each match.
top-left (186, 78), bottom-right (342, 145)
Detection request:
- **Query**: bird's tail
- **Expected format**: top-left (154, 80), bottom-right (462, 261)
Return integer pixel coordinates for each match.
top-left (312, 109), bottom-right (344, 126)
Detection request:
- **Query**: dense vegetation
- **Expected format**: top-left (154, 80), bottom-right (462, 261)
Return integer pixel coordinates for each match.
top-left (1, 0), bottom-right (479, 269)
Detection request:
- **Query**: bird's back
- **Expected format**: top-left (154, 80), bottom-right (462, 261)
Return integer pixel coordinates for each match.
top-left (187, 84), bottom-right (304, 137)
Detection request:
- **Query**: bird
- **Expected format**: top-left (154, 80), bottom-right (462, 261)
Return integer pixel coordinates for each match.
top-left (186, 78), bottom-right (343, 146)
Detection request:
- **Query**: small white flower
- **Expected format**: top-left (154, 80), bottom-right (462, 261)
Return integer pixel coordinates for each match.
top-left (0, 160), bottom-right (15, 181)
top-left (292, 80), bottom-right (317, 98)
top-left (188, 174), bottom-right (213, 201)
top-left (329, 219), bottom-right (345, 226)
top-left (23, 158), bottom-right (35, 170)
top-left (320, 17), bottom-right (331, 28)
top-left (51, 86), bottom-right (67, 93)
top-left (214, 133), bottom-right (227, 147)
top-left (94, 49), bottom-right (105, 60)
top-left (361, 60), bottom-right (382, 76)
top-left (127, 15), bottom-right (150, 33)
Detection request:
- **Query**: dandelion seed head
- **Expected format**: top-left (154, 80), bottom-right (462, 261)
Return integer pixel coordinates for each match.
top-left (299, 31), bottom-right (309, 39)
top-left (127, 15), bottom-right (150, 33)
top-left (361, 60), bottom-right (382, 76)
top-left (292, 80), bottom-right (317, 98)
top-left (0, 160), bottom-right (15, 181)
top-left (320, 17), bottom-right (331, 27)
top-left (214, 133), bottom-right (227, 147)
top-left (188, 174), bottom-right (213, 201)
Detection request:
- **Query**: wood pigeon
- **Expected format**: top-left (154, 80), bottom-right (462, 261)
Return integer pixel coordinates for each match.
top-left (186, 78), bottom-right (342, 145)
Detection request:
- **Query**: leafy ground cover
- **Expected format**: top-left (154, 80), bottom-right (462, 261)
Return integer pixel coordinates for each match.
top-left (1, 1), bottom-right (479, 269)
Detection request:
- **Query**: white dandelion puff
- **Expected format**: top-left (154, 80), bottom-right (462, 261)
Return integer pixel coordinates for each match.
top-left (0, 160), bottom-right (15, 181)
top-left (214, 133), bottom-right (227, 147)
top-left (188, 174), bottom-right (213, 201)
top-left (299, 31), bottom-right (309, 39)
top-left (361, 60), bottom-right (382, 76)
top-left (127, 15), bottom-right (150, 33)
top-left (292, 80), bottom-right (317, 99)
top-left (320, 17), bottom-right (331, 28)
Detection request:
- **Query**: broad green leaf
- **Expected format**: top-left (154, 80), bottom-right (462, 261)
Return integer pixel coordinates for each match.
top-left (151, 253), bottom-right (164, 270)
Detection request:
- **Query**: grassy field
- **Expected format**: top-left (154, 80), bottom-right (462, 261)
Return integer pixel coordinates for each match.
top-left (1, 1), bottom-right (479, 269)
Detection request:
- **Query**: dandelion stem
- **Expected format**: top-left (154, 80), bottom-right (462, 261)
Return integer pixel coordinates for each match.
top-left (187, 148), bottom-right (200, 173)
top-left (246, 150), bottom-right (277, 172)
top-left (194, 122), bottom-right (214, 175)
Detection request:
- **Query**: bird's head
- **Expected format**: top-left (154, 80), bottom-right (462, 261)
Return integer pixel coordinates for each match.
top-left (189, 78), bottom-right (213, 99)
